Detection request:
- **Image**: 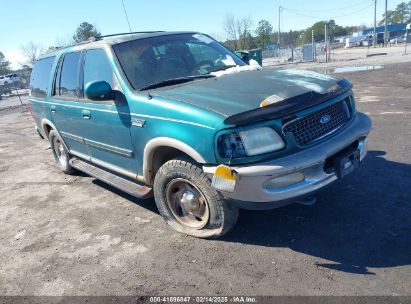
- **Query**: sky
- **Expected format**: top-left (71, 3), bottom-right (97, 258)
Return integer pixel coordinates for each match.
top-left (0, 0), bottom-right (405, 68)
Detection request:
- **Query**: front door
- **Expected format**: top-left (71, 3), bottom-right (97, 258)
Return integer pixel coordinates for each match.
top-left (79, 48), bottom-right (136, 174)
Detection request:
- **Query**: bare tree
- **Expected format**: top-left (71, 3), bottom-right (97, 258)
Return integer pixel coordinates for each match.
top-left (208, 32), bottom-right (225, 43)
top-left (236, 16), bottom-right (253, 50)
top-left (223, 14), bottom-right (238, 50)
top-left (223, 14), bottom-right (254, 50)
top-left (20, 42), bottom-right (44, 67)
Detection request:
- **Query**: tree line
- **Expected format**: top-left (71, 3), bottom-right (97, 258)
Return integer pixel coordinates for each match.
top-left (380, 1), bottom-right (411, 25)
top-left (221, 2), bottom-right (411, 50)
top-left (221, 14), bottom-right (361, 50)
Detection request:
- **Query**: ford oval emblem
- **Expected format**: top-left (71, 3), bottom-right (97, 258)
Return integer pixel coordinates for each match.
top-left (320, 115), bottom-right (331, 124)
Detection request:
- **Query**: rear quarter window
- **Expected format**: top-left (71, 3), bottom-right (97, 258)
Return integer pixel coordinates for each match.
top-left (30, 57), bottom-right (55, 98)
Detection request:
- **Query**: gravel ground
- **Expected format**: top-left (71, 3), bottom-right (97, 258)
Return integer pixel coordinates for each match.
top-left (0, 62), bottom-right (410, 296)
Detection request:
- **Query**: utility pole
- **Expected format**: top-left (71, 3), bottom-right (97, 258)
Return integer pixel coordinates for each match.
top-left (312, 30), bottom-right (315, 61)
top-left (384, 0), bottom-right (388, 46)
top-left (324, 22), bottom-right (328, 63)
top-left (278, 6), bottom-right (282, 48)
top-left (373, 0), bottom-right (377, 47)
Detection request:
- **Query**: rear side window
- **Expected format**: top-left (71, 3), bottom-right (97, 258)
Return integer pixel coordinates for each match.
top-left (55, 52), bottom-right (81, 97)
top-left (30, 56), bottom-right (55, 98)
top-left (83, 49), bottom-right (114, 90)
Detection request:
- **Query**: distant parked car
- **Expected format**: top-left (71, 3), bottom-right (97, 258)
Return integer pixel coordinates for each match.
top-left (390, 35), bottom-right (407, 44)
top-left (0, 73), bottom-right (20, 86)
top-left (0, 75), bottom-right (8, 86)
top-left (363, 33), bottom-right (385, 47)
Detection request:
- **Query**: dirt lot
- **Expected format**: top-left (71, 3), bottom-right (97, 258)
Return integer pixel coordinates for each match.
top-left (263, 44), bottom-right (411, 68)
top-left (0, 62), bottom-right (410, 296)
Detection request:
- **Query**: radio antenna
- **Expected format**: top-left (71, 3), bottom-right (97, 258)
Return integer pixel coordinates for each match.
top-left (121, 0), bottom-right (132, 32)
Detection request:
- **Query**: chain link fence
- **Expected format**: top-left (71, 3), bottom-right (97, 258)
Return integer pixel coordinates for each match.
top-left (262, 43), bottom-right (329, 66)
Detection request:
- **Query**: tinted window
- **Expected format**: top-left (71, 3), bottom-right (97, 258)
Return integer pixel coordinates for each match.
top-left (83, 49), bottom-right (114, 90)
top-left (56, 52), bottom-right (81, 97)
top-left (30, 56), bottom-right (55, 98)
top-left (112, 33), bottom-right (245, 89)
top-left (187, 42), bottom-right (222, 64)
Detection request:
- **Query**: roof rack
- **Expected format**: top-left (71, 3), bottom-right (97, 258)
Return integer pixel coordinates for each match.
top-left (46, 38), bottom-right (98, 53)
top-left (45, 31), bottom-right (165, 54)
top-left (94, 31), bottom-right (165, 40)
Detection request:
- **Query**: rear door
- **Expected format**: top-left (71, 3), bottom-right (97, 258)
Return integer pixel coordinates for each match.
top-left (78, 48), bottom-right (136, 174)
top-left (50, 51), bottom-right (90, 159)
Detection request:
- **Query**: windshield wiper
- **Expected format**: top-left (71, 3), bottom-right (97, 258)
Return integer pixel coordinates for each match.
top-left (140, 75), bottom-right (215, 91)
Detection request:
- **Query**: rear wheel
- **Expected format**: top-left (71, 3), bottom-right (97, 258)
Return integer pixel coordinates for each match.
top-left (153, 158), bottom-right (239, 238)
top-left (49, 130), bottom-right (74, 174)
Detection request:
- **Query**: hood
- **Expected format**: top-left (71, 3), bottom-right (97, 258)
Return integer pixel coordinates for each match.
top-left (153, 68), bottom-right (352, 126)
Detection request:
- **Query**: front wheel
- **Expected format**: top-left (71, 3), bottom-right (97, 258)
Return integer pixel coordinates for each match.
top-left (153, 159), bottom-right (239, 238)
top-left (49, 130), bottom-right (74, 174)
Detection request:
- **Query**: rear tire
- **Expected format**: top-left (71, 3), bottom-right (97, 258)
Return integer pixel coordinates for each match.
top-left (153, 158), bottom-right (239, 238)
top-left (49, 130), bottom-right (74, 174)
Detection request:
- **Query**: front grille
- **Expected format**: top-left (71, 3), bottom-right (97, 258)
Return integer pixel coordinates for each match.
top-left (283, 99), bottom-right (351, 146)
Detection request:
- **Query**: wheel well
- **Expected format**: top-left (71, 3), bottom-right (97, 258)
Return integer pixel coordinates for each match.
top-left (43, 124), bottom-right (52, 137)
top-left (150, 146), bottom-right (197, 184)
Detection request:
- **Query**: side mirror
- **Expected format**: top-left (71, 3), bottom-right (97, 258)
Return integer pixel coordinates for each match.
top-left (85, 81), bottom-right (113, 101)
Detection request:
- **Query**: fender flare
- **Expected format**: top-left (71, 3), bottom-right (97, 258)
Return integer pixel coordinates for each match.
top-left (40, 119), bottom-right (70, 151)
top-left (143, 137), bottom-right (207, 183)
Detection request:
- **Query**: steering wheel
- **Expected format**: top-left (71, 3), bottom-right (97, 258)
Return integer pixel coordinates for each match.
top-left (195, 60), bottom-right (215, 74)
top-left (197, 60), bottom-right (214, 69)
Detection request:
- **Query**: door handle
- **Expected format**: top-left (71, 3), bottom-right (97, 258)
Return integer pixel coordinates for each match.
top-left (50, 105), bottom-right (56, 113)
top-left (82, 110), bottom-right (91, 119)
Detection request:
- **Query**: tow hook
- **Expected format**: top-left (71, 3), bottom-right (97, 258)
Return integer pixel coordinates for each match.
top-left (296, 196), bottom-right (317, 206)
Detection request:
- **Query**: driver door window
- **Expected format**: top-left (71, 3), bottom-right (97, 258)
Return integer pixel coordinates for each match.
top-left (83, 49), bottom-right (115, 102)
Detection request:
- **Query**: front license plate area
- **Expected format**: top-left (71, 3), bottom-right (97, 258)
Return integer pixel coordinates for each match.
top-left (333, 149), bottom-right (360, 179)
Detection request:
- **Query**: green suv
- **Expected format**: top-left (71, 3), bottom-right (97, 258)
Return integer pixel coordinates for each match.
top-left (29, 31), bottom-right (372, 238)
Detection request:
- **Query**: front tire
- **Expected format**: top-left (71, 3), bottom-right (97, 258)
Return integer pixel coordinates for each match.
top-left (49, 130), bottom-right (74, 174)
top-left (153, 158), bottom-right (239, 238)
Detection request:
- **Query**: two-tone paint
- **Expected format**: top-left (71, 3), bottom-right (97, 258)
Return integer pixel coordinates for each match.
top-left (30, 32), bottom-right (370, 194)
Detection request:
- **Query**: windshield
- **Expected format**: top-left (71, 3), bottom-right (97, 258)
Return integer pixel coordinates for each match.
top-left (112, 33), bottom-right (246, 90)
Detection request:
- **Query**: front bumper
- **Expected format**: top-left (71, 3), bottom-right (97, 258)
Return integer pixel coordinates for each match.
top-left (203, 112), bottom-right (372, 210)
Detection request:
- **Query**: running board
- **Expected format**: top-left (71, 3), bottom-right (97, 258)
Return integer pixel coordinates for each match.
top-left (69, 157), bottom-right (152, 199)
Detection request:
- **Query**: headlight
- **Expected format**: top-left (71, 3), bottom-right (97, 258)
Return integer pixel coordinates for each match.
top-left (217, 127), bottom-right (285, 158)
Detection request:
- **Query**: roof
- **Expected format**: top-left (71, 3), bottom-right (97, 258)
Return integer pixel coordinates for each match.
top-left (39, 31), bottom-right (198, 59)
top-left (362, 23), bottom-right (407, 34)
top-left (99, 31), bottom-right (197, 44)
